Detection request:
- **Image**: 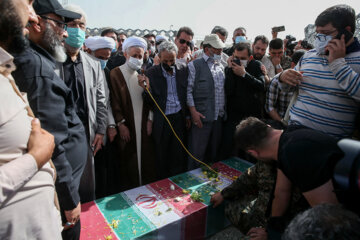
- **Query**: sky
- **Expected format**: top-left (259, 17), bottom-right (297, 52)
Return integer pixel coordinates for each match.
top-left (64, 0), bottom-right (360, 44)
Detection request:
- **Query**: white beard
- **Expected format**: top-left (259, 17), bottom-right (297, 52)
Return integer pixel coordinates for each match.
top-left (53, 44), bottom-right (67, 63)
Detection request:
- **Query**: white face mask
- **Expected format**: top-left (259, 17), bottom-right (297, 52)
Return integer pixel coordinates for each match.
top-left (127, 56), bottom-right (143, 71)
top-left (240, 60), bottom-right (248, 68)
top-left (213, 54), bottom-right (221, 61)
top-left (314, 33), bottom-right (333, 55)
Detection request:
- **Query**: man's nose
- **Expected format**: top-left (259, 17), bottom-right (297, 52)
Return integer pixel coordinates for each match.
top-left (63, 30), bottom-right (68, 39)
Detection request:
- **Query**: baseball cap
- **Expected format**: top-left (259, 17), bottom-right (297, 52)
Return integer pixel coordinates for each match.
top-left (33, 0), bottom-right (81, 22)
top-left (203, 34), bottom-right (225, 49)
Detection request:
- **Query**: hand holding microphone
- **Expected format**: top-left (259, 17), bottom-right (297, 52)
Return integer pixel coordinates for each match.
top-left (137, 69), bottom-right (150, 89)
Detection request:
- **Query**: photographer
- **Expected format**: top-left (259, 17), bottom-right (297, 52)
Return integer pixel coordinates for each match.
top-left (284, 35), bottom-right (297, 57)
top-left (221, 42), bottom-right (265, 158)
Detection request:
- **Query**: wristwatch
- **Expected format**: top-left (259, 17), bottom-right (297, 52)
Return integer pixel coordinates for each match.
top-left (108, 124), bottom-right (116, 129)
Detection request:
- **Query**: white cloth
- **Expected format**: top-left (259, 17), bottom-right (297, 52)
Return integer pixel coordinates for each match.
top-left (122, 36), bottom-right (147, 53)
top-left (85, 36), bottom-right (116, 51)
top-left (120, 63), bottom-right (144, 185)
top-left (0, 48), bottom-right (62, 239)
top-left (261, 55), bottom-right (276, 79)
top-left (155, 35), bottom-right (167, 42)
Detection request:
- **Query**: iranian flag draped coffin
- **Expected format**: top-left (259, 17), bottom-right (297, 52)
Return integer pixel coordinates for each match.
top-left (80, 158), bottom-right (253, 240)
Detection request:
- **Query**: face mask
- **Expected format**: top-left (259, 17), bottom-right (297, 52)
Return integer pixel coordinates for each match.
top-left (162, 63), bottom-right (175, 72)
top-left (92, 53), bottom-right (108, 70)
top-left (240, 60), bottom-right (248, 68)
top-left (150, 46), bottom-right (156, 54)
top-left (128, 56), bottom-right (143, 71)
top-left (314, 34), bottom-right (332, 55)
top-left (235, 36), bottom-right (247, 44)
top-left (111, 47), bottom-right (117, 53)
top-left (213, 54), bottom-right (221, 61)
top-left (65, 27), bottom-right (86, 49)
top-left (99, 59), bottom-right (108, 69)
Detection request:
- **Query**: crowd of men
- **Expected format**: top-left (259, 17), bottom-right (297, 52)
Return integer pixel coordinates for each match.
top-left (1, 0), bottom-right (360, 239)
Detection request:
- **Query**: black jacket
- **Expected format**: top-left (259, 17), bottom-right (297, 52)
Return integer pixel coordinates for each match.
top-left (144, 63), bottom-right (189, 140)
top-left (12, 41), bottom-right (87, 210)
top-left (224, 59), bottom-right (265, 120)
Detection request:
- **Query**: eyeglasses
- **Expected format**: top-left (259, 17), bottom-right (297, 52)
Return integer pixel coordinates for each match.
top-left (149, 40), bottom-right (155, 45)
top-left (179, 39), bottom-right (191, 46)
top-left (315, 30), bottom-right (337, 42)
top-left (40, 15), bottom-right (67, 31)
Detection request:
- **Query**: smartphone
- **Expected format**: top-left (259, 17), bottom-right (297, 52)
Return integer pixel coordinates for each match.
top-left (233, 58), bottom-right (241, 65)
top-left (325, 29), bottom-right (353, 55)
top-left (272, 26), bottom-right (285, 33)
top-left (335, 29), bottom-right (353, 43)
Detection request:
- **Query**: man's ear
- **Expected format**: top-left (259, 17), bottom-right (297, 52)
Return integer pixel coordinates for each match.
top-left (247, 149), bottom-right (258, 159)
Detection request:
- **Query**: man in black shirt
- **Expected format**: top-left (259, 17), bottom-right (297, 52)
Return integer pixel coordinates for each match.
top-left (221, 42), bottom-right (265, 158)
top-left (235, 117), bottom-right (344, 230)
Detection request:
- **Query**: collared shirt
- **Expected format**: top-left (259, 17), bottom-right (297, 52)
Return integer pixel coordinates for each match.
top-left (161, 66), bottom-right (181, 115)
top-left (187, 54), bottom-right (225, 120)
top-left (192, 49), bottom-right (229, 68)
top-left (63, 54), bottom-right (88, 127)
top-left (265, 77), bottom-right (293, 118)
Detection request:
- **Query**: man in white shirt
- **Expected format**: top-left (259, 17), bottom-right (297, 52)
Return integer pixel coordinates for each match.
top-left (0, 0), bottom-right (61, 239)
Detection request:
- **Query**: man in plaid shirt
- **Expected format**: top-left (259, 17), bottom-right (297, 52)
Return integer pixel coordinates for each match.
top-left (265, 50), bottom-right (306, 121)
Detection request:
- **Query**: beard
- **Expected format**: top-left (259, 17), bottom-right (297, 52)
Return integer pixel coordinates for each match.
top-left (253, 52), bottom-right (264, 61)
top-left (41, 23), bottom-right (67, 62)
top-left (0, 0), bottom-right (29, 54)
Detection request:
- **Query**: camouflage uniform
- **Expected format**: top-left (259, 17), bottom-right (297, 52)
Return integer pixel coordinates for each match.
top-left (221, 161), bottom-right (307, 234)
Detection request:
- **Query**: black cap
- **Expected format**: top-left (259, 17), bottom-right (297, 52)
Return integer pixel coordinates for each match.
top-left (33, 0), bottom-right (81, 22)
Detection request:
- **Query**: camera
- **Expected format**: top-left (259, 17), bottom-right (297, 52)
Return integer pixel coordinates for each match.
top-left (285, 35), bottom-right (296, 42)
top-left (301, 40), bottom-right (314, 50)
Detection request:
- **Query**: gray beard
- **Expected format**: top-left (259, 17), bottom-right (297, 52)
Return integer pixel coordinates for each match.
top-left (42, 23), bottom-right (67, 63)
top-left (53, 44), bottom-right (67, 62)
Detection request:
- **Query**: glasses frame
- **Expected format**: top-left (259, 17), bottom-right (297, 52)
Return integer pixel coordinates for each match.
top-left (40, 15), bottom-right (67, 31)
top-left (315, 30), bottom-right (337, 42)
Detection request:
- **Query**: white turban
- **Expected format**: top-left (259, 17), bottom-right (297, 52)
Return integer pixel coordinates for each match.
top-left (122, 36), bottom-right (147, 53)
top-left (84, 36), bottom-right (116, 51)
top-left (155, 35), bottom-right (167, 42)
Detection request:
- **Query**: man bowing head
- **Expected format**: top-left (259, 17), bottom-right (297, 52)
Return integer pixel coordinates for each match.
top-left (108, 36), bottom-right (156, 191)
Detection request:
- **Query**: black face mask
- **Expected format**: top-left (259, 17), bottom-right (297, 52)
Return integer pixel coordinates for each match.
top-left (162, 63), bottom-right (175, 72)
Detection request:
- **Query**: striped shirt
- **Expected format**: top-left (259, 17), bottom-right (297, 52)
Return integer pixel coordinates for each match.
top-left (279, 46), bottom-right (360, 139)
top-left (187, 54), bottom-right (225, 120)
top-left (161, 66), bottom-right (181, 115)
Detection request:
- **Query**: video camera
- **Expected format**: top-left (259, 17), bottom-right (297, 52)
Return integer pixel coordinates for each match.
top-left (334, 139), bottom-right (360, 215)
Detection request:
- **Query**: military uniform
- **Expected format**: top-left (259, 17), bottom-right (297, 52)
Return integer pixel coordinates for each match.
top-left (221, 161), bottom-right (307, 234)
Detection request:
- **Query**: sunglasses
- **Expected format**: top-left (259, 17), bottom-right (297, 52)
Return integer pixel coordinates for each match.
top-left (40, 15), bottom-right (67, 31)
top-left (149, 40), bottom-right (155, 44)
top-left (179, 39), bottom-right (191, 46)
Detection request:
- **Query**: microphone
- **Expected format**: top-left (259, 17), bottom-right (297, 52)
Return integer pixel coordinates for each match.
top-left (137, 68), bottom-right (147, 87)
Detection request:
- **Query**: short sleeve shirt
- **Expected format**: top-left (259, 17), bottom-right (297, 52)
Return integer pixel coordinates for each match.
top-left (278, 125), bottom-right (344, 192)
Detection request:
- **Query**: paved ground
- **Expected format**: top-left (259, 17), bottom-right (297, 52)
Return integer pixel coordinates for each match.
top-left (207, 226), bottom-right (245, 240)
